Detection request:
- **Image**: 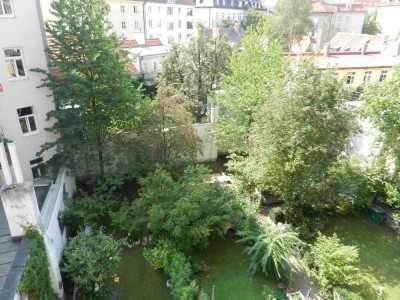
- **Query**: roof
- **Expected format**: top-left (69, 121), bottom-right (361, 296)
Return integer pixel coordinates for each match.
top-left (329, 32), bottom-right (385, 52)
top-left (128, 44), bottom-right (169, 57)
top-left (122, 39), bottom-right (139, 48)
top-left (337, 4), bottom-right (367, 12)
top-left (146, 0), bottom-right (195, 5)
top-left (222, 26), bottom-right (246, 46)
top-left (145, 38), bottom-right (163, 47)
top-left (312, 1), bottom-right (333, 13)
top-left (0, 201), bottom-right (20, 298)
top-left (317, 53), bottom-right (400, 70)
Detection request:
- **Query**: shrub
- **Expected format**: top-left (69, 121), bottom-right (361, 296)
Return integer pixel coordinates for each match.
top-left (143, 239), bottom-right (177, 269)
top-left (310, 234), bottom-right (360, 290)
top-left (296, 215), bottom-right (328, 239)
top-left (268, 207), bottom-right (285, 223)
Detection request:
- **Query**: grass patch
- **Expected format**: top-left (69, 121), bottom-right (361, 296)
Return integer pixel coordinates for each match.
top-left (114, 248), bottom-right (170, 300)
top-left (322, 215), bottom-right (400, 300)
top-left (191, 239), bottom-right (284, 300)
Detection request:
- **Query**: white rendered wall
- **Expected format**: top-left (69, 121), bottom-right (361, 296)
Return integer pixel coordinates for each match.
top-left (376, 6), bottom-right (400, 39)
top-left (333, 11), bottom-right (366, 33)
top-left (0, 0), bottom-right (57, 181)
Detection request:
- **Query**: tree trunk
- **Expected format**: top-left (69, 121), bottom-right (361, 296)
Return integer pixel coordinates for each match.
top-left (72, 286), bottom-right (79, 300)
top-left (97, 139), bottom-right (105, 181)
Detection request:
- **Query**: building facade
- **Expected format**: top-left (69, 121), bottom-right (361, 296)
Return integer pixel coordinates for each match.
top-left (0, 0), bottom-right (57, 182)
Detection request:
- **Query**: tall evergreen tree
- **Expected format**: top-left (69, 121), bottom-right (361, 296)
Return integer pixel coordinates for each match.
top-left (34, 0), bottom-right (141, 179)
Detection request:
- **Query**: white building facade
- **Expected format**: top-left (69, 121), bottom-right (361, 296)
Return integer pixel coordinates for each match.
top-left (0, 0), bottom-right (57, 182)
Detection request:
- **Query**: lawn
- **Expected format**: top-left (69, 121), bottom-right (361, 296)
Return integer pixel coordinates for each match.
top-left (190, 239), bottom-right (284, 300)
top-left (323, 215), bottom-right (400, 300)
top-left (114, 248), bottom-right (170, 300)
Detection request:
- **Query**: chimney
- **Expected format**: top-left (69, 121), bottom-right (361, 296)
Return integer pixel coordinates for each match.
top-left (234, 22), bottom-right (240, 34)
top-left (361, 42), bottom-right (368, 55)
top-left (8, 142), bottom-right (24, 184)
top-left (323, 43), bottom-right (330, 56)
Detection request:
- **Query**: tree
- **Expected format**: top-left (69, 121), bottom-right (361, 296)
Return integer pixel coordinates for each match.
top-left (160, 24), bottom-right (232, 122)
top-left (136, 165), bottom-right (236, 250)
top-left (359, 66), bottom-right (400, 178)
top-left (362, 13), bottom-right (382, 35)
top-left (238, 222), bottom-right (302, 279)
top-left (311, 234), bottom-right (360, 289)
top-left (240, 60), bottom-right (352, 223)
top-left (34, 0), bottom-right (141, 179)
top-left (274, 0), bottom-right (314, 51)
top-left (62, 229), bottom-right (122, 299)
top-left (137, 85), bottom-right (202, 174)
top-left (211, 19), bottom-right (289, 153)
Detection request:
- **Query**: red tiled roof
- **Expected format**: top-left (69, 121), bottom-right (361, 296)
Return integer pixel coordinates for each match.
top-left (127, 62), bottom-right (139, 75)
top-left (146, 0), bottom-right (195, 5)
top-left (122, 39), bottom-right (139, 48)
top-left (337, 4), bottom-right (367, 12)
top-left (312, 2), bottom-right (333, 13)
top-left (329, 32), bottom-right (384, 53)
top-left (145, 38), bottom-right (163, 46)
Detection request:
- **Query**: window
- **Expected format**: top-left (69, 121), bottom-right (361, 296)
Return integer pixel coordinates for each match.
top-left (148, 6), bottom-right (151, 13)
top-left (134, 21), bottom-right (139, 30)
top-left (233, 13), bottom-right (236, 20)
top-left (158, 20), bottom-right (162, 28)
top-left (30, 157), bottom-right (44, 179)
top-left (17, 106), bottom-right (37, 134)
top-left (363, 71), bottom-right (372, 82)
top-left (142, 62), bottom-right (147, 73)
top-left (227, 13), bottom-right (230, 20)
top-left (178, 34), bottom-right (182, 41)
top-left (4, 48), bottom-right (26, 79)
top-left (178, 20), bottom-right (182, 28)
top-left (158, 6), bottom-right (161, 12)
top-left (168, 36), bottom-right (174, 43)
top-left (346, 71), bottom-right (355, 84)
top-left (167, 22), bottom-right (174, 31)
top-left (121, 21), bottom-right (126, 29)
top-left (187, 8), bottom-right (193, 16)
top-left (133, 6), bottom-right (138, 13)
top-left (167, 0), bottom-right (175, 3)
top-left (148, 20), bottom-right (153, 28)
top-left (120, 5), bottom-right (125, 13)
top-left (200, 0), bottom-right (204, 3)
top-left (222, 12), bottom-right (225, 20)
top-left (187, 21), bottom-right (193, 29)
top-left (167, 7), bottom-right (173, 15)
top-left (153, 62), bottom-right (157, 71)
top-left (216, 12), bottom-right (219, 20)
top-left (216, 0), bottom-right (220, 5)
top-left (379, 70), bottom-right (388, 82)
top-left (178, 7), bottom-right (181, 14)
top-left (238, 13), bottom-right (242, 20)
top-left (0, 0), bottom-right (12, 16)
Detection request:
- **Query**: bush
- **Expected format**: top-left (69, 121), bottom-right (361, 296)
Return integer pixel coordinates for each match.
top-left (296, 215), bottom-right (328, 239)
top-left (143, 239), bottom-right (177, 269)
top-left (268, 207), bottom-right (285, 223)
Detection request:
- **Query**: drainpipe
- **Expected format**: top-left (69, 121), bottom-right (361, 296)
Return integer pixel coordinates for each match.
top-left (143, 0), bottom-right (147, 38)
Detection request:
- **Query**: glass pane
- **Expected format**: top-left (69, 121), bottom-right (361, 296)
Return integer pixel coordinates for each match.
top-left (17, 106), bottom-right (33, 116)
top-left (28, 116), bottom-right (37, 132)
top-left (4, 49), bottom-right (21, 57)
top-left (3, 0), bottom-right (12, 14)
top-left (15, 59), bottom-right (25, 77)
top-left (32, 166), bottom-right (40, 179)
top-left (5, 60), bottom-right (16, 77)
top-left (19, 118), bottom-right (29, 133)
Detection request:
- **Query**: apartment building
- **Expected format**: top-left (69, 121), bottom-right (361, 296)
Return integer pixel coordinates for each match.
top-left (107, 0), bottom-right (145, 41)
top-left (0, 0), bottom-right (57, 183)
top-left (144, 0), bottom-right (195, 45)
top-left (376, 2), bottom-right (400, 39)
top-left (194, 0), bottom-right (263, 34)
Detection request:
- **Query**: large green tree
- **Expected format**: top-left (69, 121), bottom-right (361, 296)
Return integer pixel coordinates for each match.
top-left (240, 60), bottom-right (352, 222)
top-left (160, 24), bottom-right (232, 122)
top-left (35, 0), bottom-right (141, 179)
top-left (362, 13), bottom-right (382, 35)
top-left (274, 0), bottom-right (314, 51)
top-left (211, 19), bottom-right (289, 153)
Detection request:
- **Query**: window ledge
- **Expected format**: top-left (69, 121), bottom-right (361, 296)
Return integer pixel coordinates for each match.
top-left (0, 15), bottom-right (15, 18)
top-left (9, 77), bottom-right (29, 82)
top-left (22, 131), bottom-right (41, 138)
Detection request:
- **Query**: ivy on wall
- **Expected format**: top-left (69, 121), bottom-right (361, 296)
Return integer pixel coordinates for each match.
top-left (18, 226), bottom-right (55, 300)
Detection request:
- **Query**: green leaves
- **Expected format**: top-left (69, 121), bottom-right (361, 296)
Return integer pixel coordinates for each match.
top-left (136, 165), bottom-right (236, 250)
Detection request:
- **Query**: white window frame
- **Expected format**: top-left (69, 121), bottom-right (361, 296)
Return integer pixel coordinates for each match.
top-left (17, 106), bottom-right (39, 135)
top-left (158, 20), bottom-right (162, 28)
top-left (168, 36), bottom-right (174, 43)
top-left (153, 61), bottom-right (157, 71)
top-left (120, 5), bottom-right (125, 13)
top-left (346, 71), bottom-right (355, 84)
top-left (4, 48), bottom-right (27, 80)
top-left (121, 21), bottom-right (126, 29)
top-left (167, 22), bottom-right (174, 31)
top-left (30, 157), bottom-right (44, 179)
top-left (0, 0), bottom-right (13, 16)
top-left (363, 70), bottom-right (372, 83)
top-left (167, 7), bottom-right (173, 15)
top-left (133, 6), bottom-right (139, 14)
top-left (148, 20), bottom-right (153, 28)
top-left (379, 70), bottom-right (388, 82)
top-left (178, 34), bottom-right (182, 41)
top-left (178, 20), bottom-right (181, 28)
top-left (134, 21), bottom-right (139, 30)
top-left (142, 62), bottom-right (147, 73)
top-left (148, 6), bottom-right (151, 13)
